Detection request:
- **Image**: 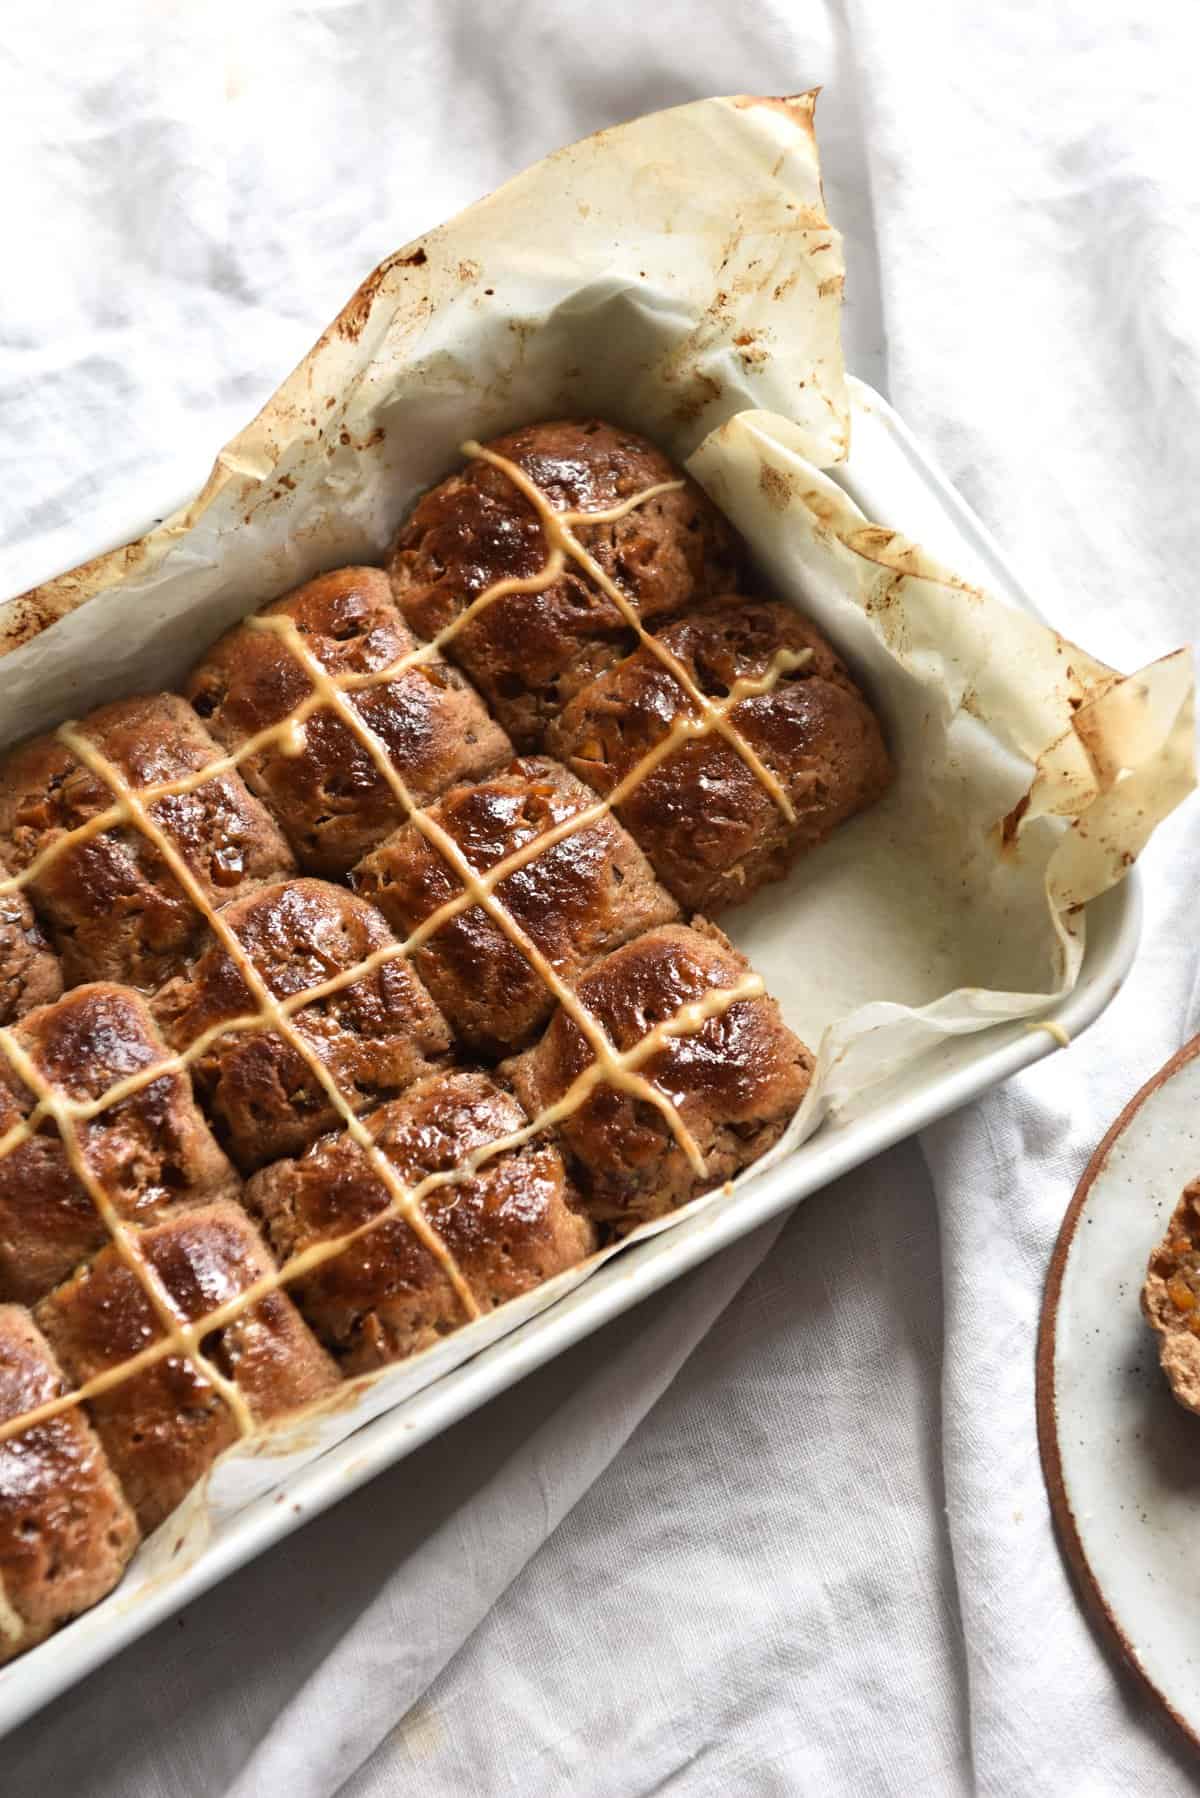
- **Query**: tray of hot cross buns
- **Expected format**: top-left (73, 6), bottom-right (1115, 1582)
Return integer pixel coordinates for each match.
top-left (0, 94), bottom-right (1189, 1728)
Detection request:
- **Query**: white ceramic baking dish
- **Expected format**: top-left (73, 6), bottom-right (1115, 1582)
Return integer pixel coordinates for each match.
top-left (0, 378), bottom-right (1142, 1736)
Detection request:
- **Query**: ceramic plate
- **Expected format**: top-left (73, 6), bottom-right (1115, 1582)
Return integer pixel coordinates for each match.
top-left (1039, 1035), bottom-right (1200, 1749)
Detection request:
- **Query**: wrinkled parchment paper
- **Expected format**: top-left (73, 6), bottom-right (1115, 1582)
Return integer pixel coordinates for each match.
top-left (0, 95), bottom-right (1193, 1574)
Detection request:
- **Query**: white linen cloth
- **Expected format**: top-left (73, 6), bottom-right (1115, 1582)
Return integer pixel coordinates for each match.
top-left (1, 4), bottom-right (1197, 1791)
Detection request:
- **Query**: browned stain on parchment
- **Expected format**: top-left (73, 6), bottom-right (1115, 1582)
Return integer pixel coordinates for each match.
top-left (731, 91), bottom-right (819, 141)
top-left (335, 245), bottom-right (429, 344)
top-left (758, 462), bottom-right (794, 510)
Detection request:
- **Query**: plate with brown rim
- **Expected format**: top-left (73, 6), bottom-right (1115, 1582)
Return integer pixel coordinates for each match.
top-left (1038, 1033), bottom-right (1200, 1750)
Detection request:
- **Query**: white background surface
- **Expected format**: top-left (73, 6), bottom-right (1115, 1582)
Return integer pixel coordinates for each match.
top-left (1, 4), bottom-right (1198, 1793)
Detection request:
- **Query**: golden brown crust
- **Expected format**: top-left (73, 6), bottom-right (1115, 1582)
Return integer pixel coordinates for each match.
top-left (34, 1203), bottom-right (339, 1533)
top-left (548, 598), bottom-right (894, 913)
top-left (0, 694), bottom-right (296, 991)
top-left (186, 568), bottom-right (512, 875)
top-left (0, 984), bottom-right (239, 1305)
top-left (389, 420), bottom-right (746, 748)
top-left (151, 879), bottom-right (453, 1171)
top-left (0, 1304), bottom-right (139, 1662)
top-left (247, 1070), bottom-right (595, 1373)
top-left (1142, 1178), bottom-right (1200, 1412)
top-left (351, 756), bottom-right (679, 1055)
top-left (0, 856), bottom-right (61, 1027)
top-left (501, 922), bottom-right (813, 1229)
